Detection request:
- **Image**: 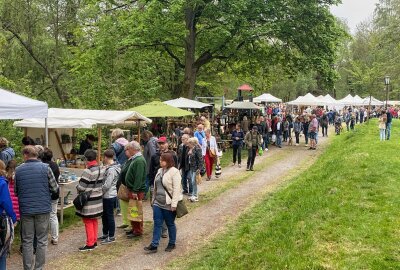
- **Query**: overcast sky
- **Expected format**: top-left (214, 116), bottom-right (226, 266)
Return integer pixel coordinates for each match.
top-left (330, 0), bottom-right (380, 34)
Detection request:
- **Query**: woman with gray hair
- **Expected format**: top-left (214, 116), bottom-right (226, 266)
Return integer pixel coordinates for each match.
top-left (111, 128), bottom-right (129, 166)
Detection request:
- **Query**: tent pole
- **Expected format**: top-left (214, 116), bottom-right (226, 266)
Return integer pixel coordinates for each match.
top-left (45, 118), bottom-right (49, 147)
top-left (97, 127), bottom-right (101, 163)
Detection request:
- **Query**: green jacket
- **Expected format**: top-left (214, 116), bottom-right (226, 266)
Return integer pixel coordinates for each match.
top-left (125, 155), bottom-right (146, 193)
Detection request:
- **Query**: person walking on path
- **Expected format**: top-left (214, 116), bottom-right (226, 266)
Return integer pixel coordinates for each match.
top-left (187, 137), bottom-right (204, 202)
top-left (231, 124), bottom-right (244, 168)
top-left (75, 149), bottom-right (105, 252)
top-left (98, 149), bottom-right (121, 244)
top-left (144, 153), bottom-right (183, 254)
top-left (308, 114), bottom-right (318, 150)
top-left (177, 134), bottom-right (190, 195)
top-left (0, 137), bottom-right (15, 166)
top-left (194, 124), bottom-right (206, 146)
top-left (124, 141), bottom-right (147, 238)
top-left (0, 160), bottom-right (17, 269)
top-left (142, 130), bottom-right (158, 199)
top-left (321, 112), bottom-right (329, 137)
top-left (41, 148), bottom-right (60, 245)
top-left (201, 129), bottom-right (218, 180)
top-left (244, 126), bottom-right (262, 171)
top-left (15, 146), bottom-right (58, 268)
top-left (303, 115), bottom-right (310, 146)
top-left (379, 113), bottom-right (387, 141)
top-left (293, 117), bottom-right (303, 146)
top-left (274, 116), bottom-right (283, 148)
top-left (386, 109), bottom-right (392, 140)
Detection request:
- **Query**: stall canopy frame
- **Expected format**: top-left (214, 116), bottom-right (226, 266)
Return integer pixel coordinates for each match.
top-left (164, 97), bottom-right (212, 109)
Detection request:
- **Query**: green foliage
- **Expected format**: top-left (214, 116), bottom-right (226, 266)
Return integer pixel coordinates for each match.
top-left (171, 120), bottom-right (400, 269)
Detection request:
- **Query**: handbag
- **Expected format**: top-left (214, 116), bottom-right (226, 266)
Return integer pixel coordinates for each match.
top-left (161, 180), bottom-right (188, 218)
top-left (117, 184), bottom-right (130, 201)
top-left (0, 214), bottom-right (14, 257)
top-left (73, 167), bottom-right (100, 211)
top-left (272, 134), bottom-right (277, 142)
top-left (209, 148), bottom-right (216, 158)
top-left (127, 198), bottom-right (143, 222)
top-left (196, 172), bottom-right (202, 185)
top-left (258, 147), bottom-right (264, 156)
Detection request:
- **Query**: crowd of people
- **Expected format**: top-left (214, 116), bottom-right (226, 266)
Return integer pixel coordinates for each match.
top-left (0, 104), bottom-right (395, 269)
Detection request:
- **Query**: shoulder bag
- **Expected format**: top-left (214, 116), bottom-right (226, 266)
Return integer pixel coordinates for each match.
top-left (73, 167), bottom-right (100, 211)
top-left (161, 175), bottom-right (188, 218)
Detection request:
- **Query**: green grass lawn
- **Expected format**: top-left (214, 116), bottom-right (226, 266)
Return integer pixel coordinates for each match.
top-left (171, 120), bottom-right (400, 269)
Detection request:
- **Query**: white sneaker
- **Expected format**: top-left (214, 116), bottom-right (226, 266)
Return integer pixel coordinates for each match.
top-left (295, 143), bottom-right (299, 146)
top-left (238, 164), bottom-right (241, 168)
top-left (232, 163), bottom-right (236, 166)
top-left (265, 148), bottom-right (269, 152)
top-left (193, 196), bottom-right (199, 202)
top-left (305, 144), bottom-right (308, 147)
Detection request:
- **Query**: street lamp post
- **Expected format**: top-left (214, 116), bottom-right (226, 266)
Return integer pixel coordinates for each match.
top-left (385, 75), bottom-right (390, 109)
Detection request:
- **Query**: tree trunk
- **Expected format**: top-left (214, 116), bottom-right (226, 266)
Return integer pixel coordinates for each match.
top-left (182, 6), bottom-right (197, 99)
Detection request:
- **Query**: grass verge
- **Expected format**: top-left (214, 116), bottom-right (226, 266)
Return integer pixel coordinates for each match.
top-left (169, 120), bottom-right (400, 269)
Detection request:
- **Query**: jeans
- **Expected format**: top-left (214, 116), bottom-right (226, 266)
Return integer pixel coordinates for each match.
top-left (283, 130), bottom-right (288, 141)
top-left (263, 134), bottom-right (269, 149)
top-left (247, 147), bottom-right (257, 169)
top-left (181, 170), bottom-right (190, 194)
top-left (188, 170), bottom-right (198, 197)
top-left (50, 199), bottom-right (59, 241)
top-left (322, 125), bottom-right (328, 137)
top-left (295, 132), bottom-right (300, 144)
top-left (232, 144), bottom-right (242, 164)
top-left (102, 197), bottom-right (117, 238)
top-left (386, 122), bottom-right (392, 140)
top-left (21, 213), bottom-right (50, 270)
top-left (304, 131), bottom-right (308, 144)
top-left (380, 128), bottom-right (386, 141)
top-left (0, 254), bottom-right (6, 270)
top-left (276, 134), bottom-right (282, 146)
top-left (151, 205), bottom-right (177, 247)
top-left (145, 175), bottom-right (150, 198)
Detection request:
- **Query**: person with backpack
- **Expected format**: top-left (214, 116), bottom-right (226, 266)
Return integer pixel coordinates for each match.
top-left (244, 126), bottom-right (262, 171)
top-left (98, 149), bottom-right (121, 244)
top-left (111, 129), bottom-right (129, 166)
top-left (0, 160), bottom-right (17, 269)
top-left (0, 138), bottom-right (15, 167)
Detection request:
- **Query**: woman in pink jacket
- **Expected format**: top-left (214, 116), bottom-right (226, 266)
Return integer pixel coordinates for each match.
top-left (6, 160), bottom-right (19, 221)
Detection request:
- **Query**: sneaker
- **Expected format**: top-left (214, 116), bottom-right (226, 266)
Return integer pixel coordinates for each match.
top-left (231, 162), bottom-right (236, 166)
top-left (246, 167), bottom-right (250, 171)
top-left (51, 239), bottom-right (58, 245)
top-left (305, 144), bottom-right (309, 147)
top-left (97, 235), bottom-right (108, 241)
top-left (117, 224), bottom-right (129, 229)
top-left (161, 232), bottom-right (168, 238)
top-left (124, 227), bottom-right (133, 232)
top-left (238, 164), bottom-right (241, 168)
top-left (295, 143), bottom-right (299, 146)
top-left (79, 245), bottom-right (95, 252)
top-left (126, 231), bottom-right (134, 236)
top-left (144, 244), bottom-right (158, 253)
top-left (265, 148), bottom-right (269, 152)
top-left (250, 167), bottom-right (254, 171)
top-left (165, 244), bottom-right (176, 252)
top-left (116, 212), bottom-right (122, 216)
top-left (127, 233), bottom-right (142, 239)
top-left (193, 196), bottom-right (199, 202)
top-left (101, 237), bottom-right (115, 244)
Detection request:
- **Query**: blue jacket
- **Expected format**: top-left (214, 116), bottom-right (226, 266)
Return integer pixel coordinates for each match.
top-left (0, 176), bottom-right (17, 223)
top-left (194, 131), bottom-right (206, 146)
top-left (232, 130), bottom-right (244, 146)
top-left (0, 147), bottom-right (15, 166)
top-left (15, 159), bottom-right (55, 215)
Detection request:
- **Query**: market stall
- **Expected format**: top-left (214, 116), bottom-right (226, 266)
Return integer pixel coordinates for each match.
top-left (164, 97), bottom-right (212, 109)
top-left (253, 93), bottom-right (282, 103)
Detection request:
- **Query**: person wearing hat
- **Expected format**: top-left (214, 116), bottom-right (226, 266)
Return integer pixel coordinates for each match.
top-left (244, 126), bottom-right (262, 171)
top-left (75, 149), bottom-right (106, 251)
top-left (148, 137), bottom-right (178, 237)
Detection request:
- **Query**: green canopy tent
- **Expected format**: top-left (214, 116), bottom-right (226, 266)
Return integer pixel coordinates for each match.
top-left (130, 101), bottom-right (194, 118)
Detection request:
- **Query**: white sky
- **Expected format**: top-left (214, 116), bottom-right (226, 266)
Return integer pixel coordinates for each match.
top-left (330, 0), bottom-right (380, 34)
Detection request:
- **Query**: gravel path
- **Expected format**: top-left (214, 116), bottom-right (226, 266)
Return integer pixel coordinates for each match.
top-left (8, 134), bottom-right (331, 270)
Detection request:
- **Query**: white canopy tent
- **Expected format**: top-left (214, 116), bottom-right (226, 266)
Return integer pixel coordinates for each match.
top-left (225, 101), bottom-right (261, 110)
top-left (362, 96), bottom-right (384, 106)
top-left (0, 88), bottom-right (49, 145)
top-left (287, 93), bottom-right (321, 106)
top-left (14, 108), bottom-right (152, 161)
top-left (164, 97), bottom-right (212, 109)
top-left (253, 93), bottom-right (282, 103)
top-left (337, 94), bottom-right (356, 106)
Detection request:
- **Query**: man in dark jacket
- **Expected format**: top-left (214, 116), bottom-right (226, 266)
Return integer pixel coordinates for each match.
top-left (78, 134), bottom-right (95, 155)
top-left (178, 134), bottom-right (190, 194)
top-left (386, 109), bottom-right (393, 140)
top-left (15, 146), bottom-right (58, 270)
top-left (231, 124), bottom-right (244, 168)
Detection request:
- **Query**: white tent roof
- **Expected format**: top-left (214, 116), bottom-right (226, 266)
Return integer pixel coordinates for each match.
top-left (324, 94), bottom-right (337, 103)
top-left (164, 97), bottom-right (212, 109)
top-left (13, 108), bottom-right (152, 129)
top-left (253, 93), bottom-right (282, 103)
top-left (353, 95), bottom-right (365, 106)
top-left (362, 96), bottom-right (384, 106)
top-left (225, 101), bottom-right (261, 110)
top-left (337, 94), bottom-right (356, 106)
top-left (14, 118), bottom-right (97, 129)
top-left (0, 88), bottom-right (48, 119)
top-left (287, 93), bottom-right (321, 106)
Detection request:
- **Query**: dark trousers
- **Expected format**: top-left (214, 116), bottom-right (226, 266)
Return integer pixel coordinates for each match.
top-left (295, 132), bottom-right (300, 144)
top-left (181, 170), bottom-right (191, 194)
top-left (232, 144), bottom-right (242, 164)
top-left (304, 131), bottom-right (309, 144)
top-left (102, 197), bottom-right (117, 238)
top-left (247, 147), bottom-right (257, 169)
top-left (322, 125), bottom-right (328, 136)
top-left (283, 130), bottom-right (288, 141)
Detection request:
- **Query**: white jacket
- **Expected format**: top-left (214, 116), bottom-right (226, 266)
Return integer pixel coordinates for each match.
top-left (201, 136), bottom-right (219, 156)
top-left (154, 167), bottom-right (183, 208)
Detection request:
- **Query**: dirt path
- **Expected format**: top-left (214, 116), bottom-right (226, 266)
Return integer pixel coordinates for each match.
top-left (8, 133), bottom-right (332, 270)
